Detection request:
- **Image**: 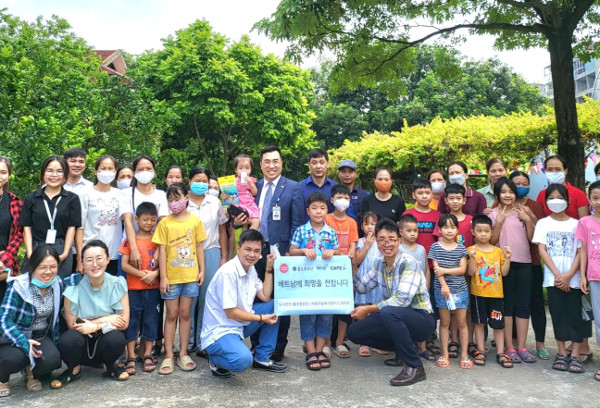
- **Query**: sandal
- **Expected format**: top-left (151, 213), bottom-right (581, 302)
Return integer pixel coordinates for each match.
top-left (473, 350), bottom-right (486, 366)
top-left (358, 345), bottom-right (371, 357)
top-left (25, 367), bottom-right (42, 392)
top-left (143, 355), bottom-right (156, 373)
top-left (151, 344), bottom-right (162, 360)
top-left (467, 342), bottom-right (478, 358)
top-left (567, 357), bottom-right (584, 374)
top-left (322, 346), bottom-right (332, 359)
top-left (124, 358), bottom-right (137, 375)
top-left (50, 367), bottom-right (82, 389)
top-left (595, 369), bottom-right (600, 381)
top-left (505, 349), bottom-right (521, 363)
top-left (436, 356), bottom-right (449, 368)
top-left (318, 351), bottom-right (331, 369)
top-left (305, 352), bottom-right (321, 371)
top-left (419, 349), bottom-right (437, 362)
top-left (537, 349), bottom-right (551, 360)
top-left (518, 348), bottom-right (537, 363)
top-left (103, 364), bottom-right (129, 381)
top-left (177, 355), bottom-right (197, 371)
top-left (459, 357), bottom-right (473, 369)
top-left (426, 340), bottom-right (441, 355)
top-left (373, 348), bottom-right (389, 355)
top-left (448, 342), bottom-right (459, 359)
top-left (496, 353), bottom-right (513, 368)
top-left (552, 354), bottom-right (569, 371)
top-left (158, 357), bottom-right (175, 375)
top-left (0, 382), bottom-right (9, 397)
top-left (580, 352), bottom-right (594, 364)
top-left (332, 344), bottom-right (351, 358)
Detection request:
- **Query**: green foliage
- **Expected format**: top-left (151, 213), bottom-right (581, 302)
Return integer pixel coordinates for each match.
top-left (132, 20), bottom-right (317, 179)
top-left (330, 99), bottom-right (600, 185)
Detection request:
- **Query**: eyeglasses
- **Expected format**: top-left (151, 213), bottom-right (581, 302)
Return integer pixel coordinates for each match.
top-left (376, 238), bottom-right (399, 245)
top-left (83, 256), bottom-right (107, 265)
top-left (45, 169), bottom-right (64, 175)
top-left (36, 265), bottom-right (58, 272)
top-left (262, 159), bottom-right (281, 167)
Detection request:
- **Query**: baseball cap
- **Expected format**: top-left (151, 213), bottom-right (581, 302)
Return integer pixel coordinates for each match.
top-left (338, 160), bottom-right (357, 170)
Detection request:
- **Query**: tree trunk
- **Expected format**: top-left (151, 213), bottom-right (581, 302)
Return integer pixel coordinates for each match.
top-left (547, 28), bottom-right (585, 188)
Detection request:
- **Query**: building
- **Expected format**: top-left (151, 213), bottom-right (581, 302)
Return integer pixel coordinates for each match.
top-left (540, 58), bottom-right (600, 102)
top-left (92, 50), bottom-right (127, 76)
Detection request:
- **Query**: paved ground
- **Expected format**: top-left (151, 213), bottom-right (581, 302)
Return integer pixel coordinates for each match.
top-left (3, 315), bottom-right (598, 408)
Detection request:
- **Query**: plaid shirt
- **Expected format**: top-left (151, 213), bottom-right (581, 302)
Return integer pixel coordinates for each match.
top-left (290, 221), bottom-right (339, 254)
top-left (354, 251), bottom-right (433, 313)
top-left (0, 190), bottom-right (23, 274)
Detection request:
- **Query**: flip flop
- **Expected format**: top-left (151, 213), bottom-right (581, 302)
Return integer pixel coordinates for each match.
top-left (177, 355), bottom-right (197, 371)
top-left (436, 356), bottom-right (449, 368)
top-left (358, 345), bottom-right (371, 357)
top-left (537, 349), bottom-right (551, 360)
top-left (373, 348), bottom-right (389, 355)
top-left (158, 358), bottom-right (175, 375)
top-left (332, 344), bottom-right (351, 358)
top-left (460, 357), bottom-right (473, 369)
top-left (0, 382), bottom-right (9, 397)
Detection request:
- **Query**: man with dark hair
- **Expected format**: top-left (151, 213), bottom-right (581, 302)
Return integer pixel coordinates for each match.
top-left (63, 148), bottom-right (92, 191)
top-left (337, 159), bottom-right (369, 225)
top-left (200, 229), bottom-right (287, 377)
top-left (300, 148), bottom-right (337, 218)
top-left (348, 218), bottom-right (435, 386)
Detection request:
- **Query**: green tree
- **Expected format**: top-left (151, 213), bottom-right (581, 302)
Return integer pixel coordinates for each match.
top-left (132, 20), bottom-right (317, 178)
top-left (257, 0), bottom-right (600, 187)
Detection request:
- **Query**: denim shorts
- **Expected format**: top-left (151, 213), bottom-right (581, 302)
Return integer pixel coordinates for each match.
top-left (435, 289), bottom-right (469, 310)
top-left (125, 289), bottom-right (161, 342)
top-left (299, 314), bottom-right (333, 341)
top-left (161, 281), bottom-right (199, 300)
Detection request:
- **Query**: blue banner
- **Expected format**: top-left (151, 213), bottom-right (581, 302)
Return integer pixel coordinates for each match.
top-left (274, 255), bottom-right (355, 315)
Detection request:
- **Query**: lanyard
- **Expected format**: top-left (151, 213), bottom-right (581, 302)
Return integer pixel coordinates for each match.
top-left (43, 196), bottom-right (62, 229)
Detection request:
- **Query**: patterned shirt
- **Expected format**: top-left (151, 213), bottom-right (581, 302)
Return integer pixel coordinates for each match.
top-left (290, 221), bottom-right (340, 255)
top-left (30, 284), bottom-right (54, 339)
top-left (354, 251), bottom-right (433, 313)
top-left (2, 191), bottom-right (23, 274)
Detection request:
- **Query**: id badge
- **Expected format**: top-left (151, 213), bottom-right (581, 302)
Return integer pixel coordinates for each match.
top-left (272, 205), bottom-right (281, 221)
top-left (45, 229), bottom-right (57, 244)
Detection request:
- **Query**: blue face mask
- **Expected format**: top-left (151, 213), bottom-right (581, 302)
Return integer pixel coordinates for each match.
top-left (190, 182), bottom-right (209, 196)
top-left (516, 186), bottom-right (530, 199)
top-left (31, 277), bottom-right (56, 289)
top-left (597, 176), bottom-right (600, 181)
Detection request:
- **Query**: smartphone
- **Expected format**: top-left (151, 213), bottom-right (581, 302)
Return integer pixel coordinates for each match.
top-left (227, 204), bottom-right (249, 219)
top-left (75, 317), bottom-right (84, 324)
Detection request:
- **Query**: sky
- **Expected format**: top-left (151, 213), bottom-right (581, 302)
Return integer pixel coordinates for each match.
top-left (3, 0), bottom-right (551, 83)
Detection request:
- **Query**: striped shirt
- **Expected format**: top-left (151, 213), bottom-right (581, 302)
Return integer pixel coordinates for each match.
top-left (354, 251), bottom-right (432, 313)
top-left (428, 242), bottom-right (468, 294)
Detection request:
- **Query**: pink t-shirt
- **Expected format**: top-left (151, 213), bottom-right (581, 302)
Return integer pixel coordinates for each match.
top-left (575, 216), bottom-right (600, 281)
top-left (403, 207), bottom-right (441, 254)
top-left (235, 176), bottom-right (260, 218)
top-left (489, 207), bottom-right (532, 263)
top-left (434, 214), bottom-right (473, 248)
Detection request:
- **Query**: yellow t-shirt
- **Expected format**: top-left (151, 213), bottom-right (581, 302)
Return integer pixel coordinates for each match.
top-left (153, 213), bottom-right (207, 284)
top-left (468, 245), bottom-right (506, 298)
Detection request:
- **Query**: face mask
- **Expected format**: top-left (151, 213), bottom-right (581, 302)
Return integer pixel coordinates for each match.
top-left (547, 198), bottom-right (568, 213)
top-left (31, 277), bottom-right (56, 289)
top-left (168, 198), bottom-right (188, 214)
top-left (117, 179), bottom-right (131, 190)
top-left (134, 170), bottom-right (154, 185)
top-left (190, 182), bottom-right (209, 196)
top-left (374, 180), bottom-right (392, 193)
top-left (207, 188), bottom-right (220, 197)
top-left (97, 171), bottom-right (116, 185)
top-left (596, 176), bottom-right (600, 181)
top-left (431, 182), bottom-right (446, 193)
top-left (516, 186), bottom-right (530, 199)
top-left (546, 171), bottom-right (565, 185)
top-left (449, 174), bottom-right (465, 185)
top-left (333, 198), bottom-right (350, 212)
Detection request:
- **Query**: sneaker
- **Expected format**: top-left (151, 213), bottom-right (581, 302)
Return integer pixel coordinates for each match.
top-left (209, 361), bottom-right (232, 378)
top-left (252, 359), bottom-right (287, 373)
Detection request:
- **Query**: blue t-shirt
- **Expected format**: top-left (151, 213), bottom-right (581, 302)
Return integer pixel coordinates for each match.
top-left (290, 221), bottom-right (340, 255)
top-left (427, 242), bottom-right (468, 294)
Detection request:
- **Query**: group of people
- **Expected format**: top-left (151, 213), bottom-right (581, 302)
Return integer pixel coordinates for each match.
top-left (0, 145), bottom-right (599, 396)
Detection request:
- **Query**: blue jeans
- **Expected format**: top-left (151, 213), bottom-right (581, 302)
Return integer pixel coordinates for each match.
top-left (205, 301), bottom-right (279, 372)
top-left (299, 314), bottom-right (333, 341)
top-left (125, 289), bottom-right (161, 342)
top-left (189, 247), bottom-right (221, 349)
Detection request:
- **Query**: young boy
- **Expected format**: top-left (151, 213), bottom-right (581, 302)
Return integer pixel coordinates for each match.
top-left (467, 215), bottom-right (512, 368)
top-left (119, 202), bottom-right (161, 374)
top-left (325, 184), bottom-right (359, 358)
top-left (436, 184), bottom-right (473, 248)
top-left (290, 192), bottom-right (340, 370)
top-left (398, 214), bottom-right (434, 361)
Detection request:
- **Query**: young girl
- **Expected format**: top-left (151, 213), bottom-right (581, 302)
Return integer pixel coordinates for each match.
top-left (234, 154), bottom-right (260, 230)
top-left (152, 183), bottom-right (207, 375)
top-left (353, 211), bottom-right (385, 357)
top-left (489, 178), bottom-right (536, 363)
top-left (533, 184), bottom-right (584, 373)
top-left (577, 180), bottom-right (600, 381)
top-left (428, 214), bottom-right (470, 369)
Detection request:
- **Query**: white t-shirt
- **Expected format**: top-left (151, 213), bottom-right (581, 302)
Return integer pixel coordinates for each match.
top-left (200, 256), bottom-right (263, 350)
top-left (187, 195), bottom-right (228, 251)
top-left (119, 187), bottom-right (168, 235)
top-left (64, 178), bottom-right (94, 253)
top-left (532, 216), bottom-right (581, 288)
top-left (79, 187), bottom-right (123, 260)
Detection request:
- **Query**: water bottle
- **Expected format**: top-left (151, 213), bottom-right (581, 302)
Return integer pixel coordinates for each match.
top-left (240, 171), bottom-right (248, 184)
top-left (446, 293), bottom-right (456, 311)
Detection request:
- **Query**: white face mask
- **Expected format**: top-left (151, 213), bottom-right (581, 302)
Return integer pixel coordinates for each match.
top-left (206, 188), bottom-right (220, 197)
top-left (547, 198), bottom-right (568, 213)
top-left (134, 170), bottom-right (154, 185)
top-left (117, 179), bottom-right (132, 190)
top-left (431, 182), bottom-right (446, 193)
top-left (449, 174), bottom-right (465, 185)
top-left (546, 171), bottom-right (565, 185)
top-left (333, 198), bottom-right (350, 212)
top-left (96, 171), bottom-right (116, 185)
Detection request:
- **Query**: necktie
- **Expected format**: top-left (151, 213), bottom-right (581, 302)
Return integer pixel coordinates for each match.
top-left (259, 182), bottom-right (273, 241)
